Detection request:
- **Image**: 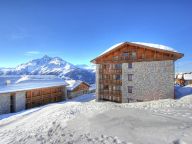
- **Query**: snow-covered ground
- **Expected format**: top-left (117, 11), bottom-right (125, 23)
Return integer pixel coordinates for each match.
top-left (0, 91), bottom-right (192, 144)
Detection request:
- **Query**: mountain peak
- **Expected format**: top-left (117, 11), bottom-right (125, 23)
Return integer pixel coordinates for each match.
top-left (42, 55), bottom-right (52, 60)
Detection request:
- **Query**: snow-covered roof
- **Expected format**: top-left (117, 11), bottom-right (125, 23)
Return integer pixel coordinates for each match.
top-left (98, 42), bottom-right (178, 58)
top-left (99, 42), bottom-right (124, 56)
top-left (131, 42), bottom-right (177, 52)
top-left (89, 84), bottom-right (96, 91)
top-left (177, 74), bottom-right (183, 79)
top-left (184, 73), bottom-right (192, 80)
top-left (65, 80), bottom-right (90, 91)
top-left (0, 75), bottom-right (67, 94)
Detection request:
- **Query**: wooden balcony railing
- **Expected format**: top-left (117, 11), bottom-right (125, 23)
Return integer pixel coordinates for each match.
top-left (99, 69), bottom-right (122, 74)
top-left (99, 79), bottom-right (122, 85)
top-left (99, 90), bottom-right (122, 103)
top-left (99, 90), bottom-right (122, 97)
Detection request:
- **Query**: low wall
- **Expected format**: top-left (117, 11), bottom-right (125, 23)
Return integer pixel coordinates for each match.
top-left (0, 93), bottom-right (10, 114)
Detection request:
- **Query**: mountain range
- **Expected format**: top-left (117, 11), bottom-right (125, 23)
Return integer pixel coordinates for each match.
top-left (0, 55), bottom-right (96, 84)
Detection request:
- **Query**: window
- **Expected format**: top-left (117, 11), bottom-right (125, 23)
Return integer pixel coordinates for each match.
top-left (128, 86), bottom-right (133, 93)
top-left (115, 64), bottom-right (122, 69)
top-left (128, 74), bottom-right (133, 81)
top-left (104, 85), bottom-right (109, 90)
top-left (115, 74), bottom-right (121, 80)
top-left (122, 52), bottom-right (129, 57)
top-left (131, 52), bottom-right (136, 59)
top-left (128, 63), bottom-right (132, 68)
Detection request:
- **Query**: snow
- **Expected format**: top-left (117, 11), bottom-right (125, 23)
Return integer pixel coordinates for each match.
top-left (99, 42), bottom-right (124, 56)
top-left (65, 79), bottom-right (86, 91)
top-left (0, 75), bottom-right (67, 93)
top-left (177, 74), bottom-right (183, 79)
top-left (184, 73), bottom-right (192, 80)
top-left (175, 73), bottom-right (192, 80)
top-left (75, 64), bottom-right (96, 73)
top-left (131, 42), bottom-right (177, 52)
top-left (89, 84), bottom-right (96, 91)
top-left (3, 55), bottom-right (76, 75)
top-left (175, 85), bottom-right (192, 99)
top-left (0, 91), bottom-right (192, 144)
top-left (98, 42), bottom-right (178, 57)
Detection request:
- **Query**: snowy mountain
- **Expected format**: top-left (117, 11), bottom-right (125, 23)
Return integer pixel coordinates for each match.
top-left (5, 55), bottom-right (76, 75)
top-left (0, 55), bottom-right (96, 84)
top-left (75, 64), bottom-right (96, 72)
top-left (64, 68), bottom-right (95, 84)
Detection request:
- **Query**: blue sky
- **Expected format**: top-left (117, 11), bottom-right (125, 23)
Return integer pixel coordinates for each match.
top-left (0, 0), bottom-right (191, 72)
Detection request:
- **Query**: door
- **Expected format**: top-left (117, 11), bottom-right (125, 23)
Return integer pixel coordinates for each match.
top-left (10, 93), bottom-right (16, 113)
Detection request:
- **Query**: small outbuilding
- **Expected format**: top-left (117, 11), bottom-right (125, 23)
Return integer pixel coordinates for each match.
top-left (65, 80), bottom-right (90, 98)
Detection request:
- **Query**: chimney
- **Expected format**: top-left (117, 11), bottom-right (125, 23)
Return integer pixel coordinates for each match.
top-left (5, 80), bottom-right (11, 85)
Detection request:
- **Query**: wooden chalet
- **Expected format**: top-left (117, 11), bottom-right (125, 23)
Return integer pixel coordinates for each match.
top-left (66, 80), bottom-right (90, 98)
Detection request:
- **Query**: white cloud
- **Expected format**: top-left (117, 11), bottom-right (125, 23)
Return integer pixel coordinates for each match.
top-left (25, 51), bottom-right (41, 56)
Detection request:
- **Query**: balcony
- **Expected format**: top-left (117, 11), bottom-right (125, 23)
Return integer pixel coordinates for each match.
top-left (99, 79), bottom-right (122, 85)
top-left (99, 90), bottom-right (122, 103)
top-left (99, 69), bottom-right (122, 74)
top-left (99, 90), bottom-right (121, 97)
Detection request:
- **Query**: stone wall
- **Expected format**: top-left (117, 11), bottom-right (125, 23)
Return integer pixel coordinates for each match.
top-left (0, 93), bottom-right (10, 114)
top-left (122, 60), bottom-right (174, 103)
top-left (96, 64), bottom-right (100, 101)
top-left (15, 91), bottom-right (26, 112)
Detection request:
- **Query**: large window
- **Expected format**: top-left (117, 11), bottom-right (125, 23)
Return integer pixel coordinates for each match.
top-left (128, 74), bottom-right (133, 81)
top-left (128, 86), bottom-right (133, 93)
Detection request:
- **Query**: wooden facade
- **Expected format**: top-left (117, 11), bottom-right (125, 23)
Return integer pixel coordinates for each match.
top-left (72, 82), bottom-right (90, 93)
top-left (26, 86), bottom-right (65, 109)
top-left (92, 42), bottom-right (183, 64)
top-left (91, 42), bottom-right (184, 103)
top-left (68, 82), bottom-right (90, 98)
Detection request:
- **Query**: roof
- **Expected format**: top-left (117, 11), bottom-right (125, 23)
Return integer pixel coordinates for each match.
top-left (65, 80), bottom-right (90, 91)
top-left (0, 75), bottom-right (67, 94)
top-left (131, 42), bottom-right (177, 52)
top-left (89, 84), bottom-right (96, 91)
top-left (184, 73), bottom-right (192, 80)
top-left (91, 41), bottom-right (183, 62)
top-left (177, 74), bottom-right (183, 79)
